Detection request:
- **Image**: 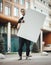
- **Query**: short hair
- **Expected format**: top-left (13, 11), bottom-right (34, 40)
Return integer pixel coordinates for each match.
top-left (21, 9), bottom-right (25, 12)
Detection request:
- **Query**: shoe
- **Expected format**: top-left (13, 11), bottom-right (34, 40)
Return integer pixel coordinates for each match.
top-left (26, 56), bottom-right (28, 60)
top-left (18, 56), bottom-right (22, 60)
top-left (26, 56), bottom-right (31, 60)
top-left (18, 58), bottom-right (22, 60)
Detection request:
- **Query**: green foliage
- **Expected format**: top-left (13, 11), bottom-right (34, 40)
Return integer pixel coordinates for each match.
top-left (0, 34), bottom-right (5, 54)
top-left (32, 43), bottom-right (39, 53)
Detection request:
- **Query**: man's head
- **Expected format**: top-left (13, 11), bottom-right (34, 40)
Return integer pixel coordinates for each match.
top-left (21, 9), bottom-right (25, 16)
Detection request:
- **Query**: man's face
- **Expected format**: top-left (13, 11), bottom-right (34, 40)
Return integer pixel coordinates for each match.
top-left (21, 9), bottom-right (25, 16)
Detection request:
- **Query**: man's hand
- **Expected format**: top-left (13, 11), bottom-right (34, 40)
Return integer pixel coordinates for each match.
top-left (21, 20), bottom-right (25, 23)
top-left (17, 23), bottom-right (21, 31)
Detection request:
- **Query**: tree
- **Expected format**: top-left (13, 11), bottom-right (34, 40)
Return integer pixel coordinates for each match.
top-left (0, 33), bottom-right (5, 54)
top-left (32, 43), bottom-right (39, 53)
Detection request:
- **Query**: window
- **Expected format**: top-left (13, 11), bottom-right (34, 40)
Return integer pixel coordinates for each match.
top-left (0, 0), bottom-right (2, 12)
top-left (0, 26), bottom-right (1, 33)
top-left (14, 7), bottom-right (19, 16)
top-left (5, 6), bottom-right (10, 16)
top-left (7, 0), bottom-right (12, 2)
top-left (11, 28), bottom-right (15, 34)
top-left (4, 26), bottom-right (7, 33)
top-left (14, 0), bottom-right (19, 3)
top-left (1, 26), bottom-right (5, 33)
top-left (20, 0), bottom-right (25, 5)
top-left (26, 1), bottom-right (30, 9)
top-left (14, 28), bottom-right (17, 35)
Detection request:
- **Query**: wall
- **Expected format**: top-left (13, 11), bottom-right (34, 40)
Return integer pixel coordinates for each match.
top-left (43, 32), bottom-right (51, 45)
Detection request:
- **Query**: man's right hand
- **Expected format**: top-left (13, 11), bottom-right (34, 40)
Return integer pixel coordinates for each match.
top-left (21, 20), bottom-right (25, 23)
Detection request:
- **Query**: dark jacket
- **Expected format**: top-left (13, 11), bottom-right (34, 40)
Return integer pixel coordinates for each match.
top-left (18, 17), bottom-right (24, 23)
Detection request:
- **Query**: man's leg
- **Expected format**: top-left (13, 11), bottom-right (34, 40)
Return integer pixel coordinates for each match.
top-left (18, 37), bottom-right (24, 60)
top-left (26, 40), bottom-right (30, 60)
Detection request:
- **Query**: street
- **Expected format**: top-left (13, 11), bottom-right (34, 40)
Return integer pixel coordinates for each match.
top-left (0, 53), bottom-right (51, 65)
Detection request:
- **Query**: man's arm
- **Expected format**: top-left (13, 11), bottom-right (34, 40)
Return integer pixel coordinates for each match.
top-left (17, 23), bottom-right (21, 31)
top-left (17, 17), bottom-right (25, 31)
top-left (18, 17), bottom-right (24, 23)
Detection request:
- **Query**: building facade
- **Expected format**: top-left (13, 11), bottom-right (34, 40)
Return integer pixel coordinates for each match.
top-left (33, 0), bottom-right (51, 51)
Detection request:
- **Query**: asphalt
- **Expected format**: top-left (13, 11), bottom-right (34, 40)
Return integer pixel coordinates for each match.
top-left (0, 52), bottom-right (51, 65)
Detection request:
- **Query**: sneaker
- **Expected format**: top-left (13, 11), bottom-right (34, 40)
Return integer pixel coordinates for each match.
top-left (26, 56), bottom-right (31, 60)
top-left (18, 58), bottom-right (22, 60)
top-left (18, 56), bottom-right (22, 60)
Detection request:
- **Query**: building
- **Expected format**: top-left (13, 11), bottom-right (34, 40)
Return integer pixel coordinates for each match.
top-left (32, 0), bottom-right (51, 52)
top-left (0, 0), bottom-right (31, 52)
top-left (0, 0), bottom-right (51, 53)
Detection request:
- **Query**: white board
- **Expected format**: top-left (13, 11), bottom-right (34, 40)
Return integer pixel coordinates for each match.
top-left (17, 9), bottom-right (46, 42)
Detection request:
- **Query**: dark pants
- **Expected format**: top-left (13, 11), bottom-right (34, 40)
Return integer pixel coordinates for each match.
top-left (18, 37), bottom-right (30, 56)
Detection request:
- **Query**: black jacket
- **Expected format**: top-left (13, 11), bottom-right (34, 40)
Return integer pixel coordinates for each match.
top-left (18, 17), bottom-right (24, 23)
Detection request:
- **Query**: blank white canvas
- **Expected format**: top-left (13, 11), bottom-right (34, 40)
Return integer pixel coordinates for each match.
top-left (17, 9), bottom-right (46, 42)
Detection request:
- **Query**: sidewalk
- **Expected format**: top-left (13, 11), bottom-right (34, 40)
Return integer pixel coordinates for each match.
top-left (0, 52), bottom-right (51, 65)
top-left (0, 52), bottom-right (50, 62)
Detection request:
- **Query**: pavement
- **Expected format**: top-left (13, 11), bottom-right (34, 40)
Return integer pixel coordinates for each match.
top-left (0, 52), bottom-right (51, 65)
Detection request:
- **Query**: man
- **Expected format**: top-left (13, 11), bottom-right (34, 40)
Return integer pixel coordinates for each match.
top-left (17, 9), bottom-right (30, 60)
